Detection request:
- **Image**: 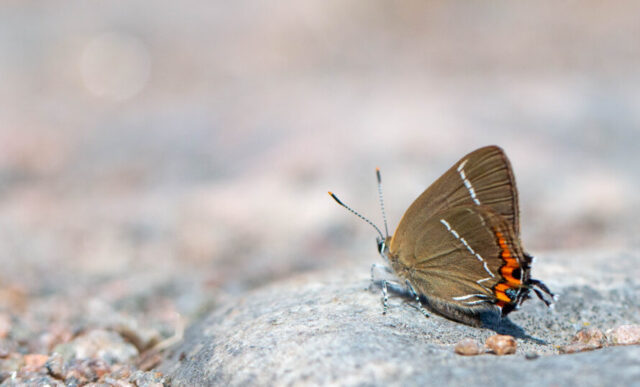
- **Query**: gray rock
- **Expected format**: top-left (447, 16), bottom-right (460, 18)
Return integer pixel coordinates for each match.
top-left (159, 255), bottom-right (640, 386)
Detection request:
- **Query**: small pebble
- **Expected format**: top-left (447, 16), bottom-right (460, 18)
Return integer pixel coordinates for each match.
top-left (558, 327), bottom-right (605, 354)
top-left (0, 343), bottom-right (10, 359)
top-left (454, 338), bottom-right (483, 356)
top-left (525, 352), bottom-right (539, 360)
top-left (129, 369), bottom-right (167, 387)
top-left (109, 363), bottom-right (136, 380)
top-left (64, 358), bottom-right (111, 384)
top-left (46, 352), bottom-right (65, 379)
top-left (607, 324), bottom-right (640, 345)
top-left (39, 326), bottom-right (73, 352)
top-left (22, 354), bottom-right (49, 372)
top-left (0, 352), bottom-right (24, 371)
top-left (485, 334), bottom-right (517, 355)
top-left (4, 375), bottom-right (64, 386)
top-left (54, 329), bottom-right (138, 364)
top-left (92, 358), bottom-right (112, 379)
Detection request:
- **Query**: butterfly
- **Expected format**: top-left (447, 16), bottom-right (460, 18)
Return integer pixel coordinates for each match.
top-left (330, 146), bottom-right (555, 326)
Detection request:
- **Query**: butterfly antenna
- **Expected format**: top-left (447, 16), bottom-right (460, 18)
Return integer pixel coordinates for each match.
top-left (328, 192), bottom-right (385, 240)
top-left (376, 168), bottom-right (390, 238)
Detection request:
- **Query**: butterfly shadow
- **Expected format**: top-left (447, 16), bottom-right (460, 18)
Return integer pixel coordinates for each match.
top-left (477, 312), bottom-right (547, 344)
top-left (382, 282), bottom-right (548, 345)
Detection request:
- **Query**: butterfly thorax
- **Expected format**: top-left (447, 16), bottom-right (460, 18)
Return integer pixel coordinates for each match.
top-left (375, 236), bottom-right (417, 288)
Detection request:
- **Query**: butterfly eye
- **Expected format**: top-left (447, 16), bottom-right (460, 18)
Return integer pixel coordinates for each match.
top-left (376, 238), bottom-right (386, 256)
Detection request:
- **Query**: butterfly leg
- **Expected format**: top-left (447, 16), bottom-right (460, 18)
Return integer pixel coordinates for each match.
top-left (370, 264), bottom-right (406, 315)
top-left (370, 263), bottom-right (391, 314)
top-left (381, 280), bottom-right (389, 315)
top-left (405, 280), bottom-right (430, 318)
top-left (376, 280), bottom-right (408, 315)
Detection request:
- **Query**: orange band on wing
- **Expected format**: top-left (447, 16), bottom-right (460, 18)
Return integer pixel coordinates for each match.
top-left (495, 291), bottom-right (511, 303)
top-left (495, 231), bottom-right (522, 286)
top-left (493, 230), bottom-right (524, 305)
top-left (495, 283), bottom-right (510, 292)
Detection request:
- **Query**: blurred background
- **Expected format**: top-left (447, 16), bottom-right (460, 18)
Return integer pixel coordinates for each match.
top-left (1, 1), bottom-right (639, 340)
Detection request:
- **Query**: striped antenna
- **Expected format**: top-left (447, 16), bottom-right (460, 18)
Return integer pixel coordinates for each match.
top-left (375, 168), bottom-right (390, 238)
top-left (328, 191), bottom-right (385, 240)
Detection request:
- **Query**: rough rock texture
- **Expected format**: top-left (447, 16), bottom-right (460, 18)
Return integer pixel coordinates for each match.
top-left (159, 252), bottom-right (640, 386)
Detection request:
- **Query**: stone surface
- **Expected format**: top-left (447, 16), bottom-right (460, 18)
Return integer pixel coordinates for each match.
top-left (159, 256), bottom-right (640, 386)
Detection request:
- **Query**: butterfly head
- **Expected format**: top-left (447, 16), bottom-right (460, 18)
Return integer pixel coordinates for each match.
top-left (376, 235), bottom-right (391, 261)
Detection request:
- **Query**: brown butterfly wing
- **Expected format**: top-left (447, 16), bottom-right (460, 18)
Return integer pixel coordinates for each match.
top-left (389, 206), bottom-right (525, 324)
top-left (390, 146), bottom-right (519, 256)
